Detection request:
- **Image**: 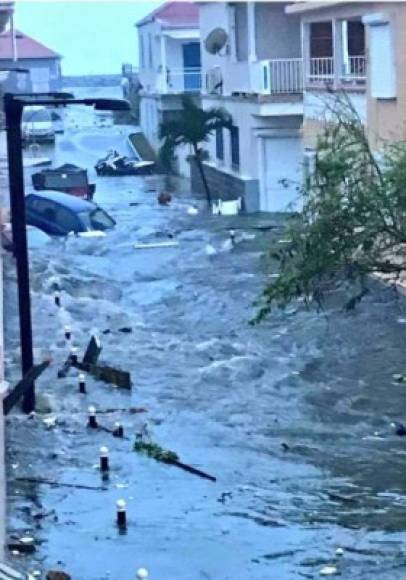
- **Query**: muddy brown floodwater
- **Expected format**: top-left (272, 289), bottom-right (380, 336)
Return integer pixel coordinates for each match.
top-left (3, 90), bottom-right (406, 579)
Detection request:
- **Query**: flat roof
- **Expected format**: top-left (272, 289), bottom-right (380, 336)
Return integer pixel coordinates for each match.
top-left (286, 2), bottom-right (345, 15)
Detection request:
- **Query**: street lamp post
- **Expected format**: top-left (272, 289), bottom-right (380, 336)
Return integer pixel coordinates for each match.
top-left (3, 92), bottom-right (129, 413)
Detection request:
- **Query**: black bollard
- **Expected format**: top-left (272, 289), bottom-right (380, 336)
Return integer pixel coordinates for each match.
top-left (64, 325), bottom-right (71, 341)
top-left (69, 347), bottom-right (78, 365)
top-left (116, 499), bottom-right (127, 528)
top-left (113, 422), bottom-right (124, 438)
top-left (79, 373), bottom-right (86, 394)
top-left (87, 405), bottom-right (98, 428)
top-left (100, 446), bottom-right (109, 472)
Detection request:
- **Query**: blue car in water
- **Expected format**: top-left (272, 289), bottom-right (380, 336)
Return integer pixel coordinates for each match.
top-left (25, 190), bottom-right (115, 236)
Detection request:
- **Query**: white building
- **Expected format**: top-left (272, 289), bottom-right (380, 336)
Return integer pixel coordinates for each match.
top-left (136, 1), bottom-right (201, 176)
top-left (195, 2), bottom-right (304, 212)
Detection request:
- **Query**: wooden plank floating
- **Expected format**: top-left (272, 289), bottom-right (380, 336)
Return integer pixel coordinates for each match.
top-left (73, 361), bottom-right (131, 389)
top-left (133, 241), bottom-right (179, 250)
top-left (3, 360), bottom-right (51, 415)
top-left (82, 335), bottom-right (102, 365)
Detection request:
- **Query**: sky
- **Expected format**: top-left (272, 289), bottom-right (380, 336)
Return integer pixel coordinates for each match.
top-left (14, 1), bottom-right (162, 75)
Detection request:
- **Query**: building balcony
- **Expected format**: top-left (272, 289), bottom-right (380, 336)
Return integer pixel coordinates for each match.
top-left (165, 67), bottom-right (201, 93)
top-left (204, 58), bottom-right (303, 99)
top-left (307, 55), bottom-right (366, 88)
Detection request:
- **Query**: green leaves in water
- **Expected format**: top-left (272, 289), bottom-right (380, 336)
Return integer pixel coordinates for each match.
top-left (134, 440), bottom-right (179, 464)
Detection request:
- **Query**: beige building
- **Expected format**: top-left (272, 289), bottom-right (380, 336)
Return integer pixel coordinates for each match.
top-left (287, 1), bottom-right (406, 151)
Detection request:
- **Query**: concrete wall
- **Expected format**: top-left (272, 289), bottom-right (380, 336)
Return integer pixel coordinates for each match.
top-left (191, 159), bottom-right (260, 212)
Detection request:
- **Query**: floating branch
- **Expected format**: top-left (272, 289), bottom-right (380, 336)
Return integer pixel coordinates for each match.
top-left (133, 440), bottom-right (216, 482)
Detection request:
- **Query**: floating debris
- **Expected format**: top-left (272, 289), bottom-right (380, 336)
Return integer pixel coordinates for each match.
top-left (133, 241), bottom-right (179, 250)
top-left (319, 565), bottom-right (338, 576)
top-left (133, 440), bottom-right (216, 482)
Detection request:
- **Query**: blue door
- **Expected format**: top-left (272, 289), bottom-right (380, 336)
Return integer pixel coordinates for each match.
top-left (182, 42), bottom-right (201, 91)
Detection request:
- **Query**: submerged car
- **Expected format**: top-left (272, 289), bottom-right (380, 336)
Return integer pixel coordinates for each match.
top-left (95, 150), bottom-right (155, 176)
top-left (25, 190), bottom-right (115, 236)
top-left (22, 106), bottom-right (55, 144)
top-left (32, 163), bottom-right (96, 200)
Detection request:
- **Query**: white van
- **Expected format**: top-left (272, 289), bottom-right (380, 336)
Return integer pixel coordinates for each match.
top-left (22, 106), bottom-right (55, 144)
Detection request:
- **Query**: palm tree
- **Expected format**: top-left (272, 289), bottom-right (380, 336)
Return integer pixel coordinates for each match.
top-left (159, 95), bottom-right (232, 206)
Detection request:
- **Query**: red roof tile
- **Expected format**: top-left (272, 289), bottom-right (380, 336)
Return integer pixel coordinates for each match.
top-left (137, 2), bottom-right (199, 28)
top-left (0, 29), bottom-right (60, 60)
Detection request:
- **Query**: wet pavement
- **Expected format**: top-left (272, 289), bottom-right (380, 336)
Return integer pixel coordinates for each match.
top-left (3, 87), bottom-right (406, 579)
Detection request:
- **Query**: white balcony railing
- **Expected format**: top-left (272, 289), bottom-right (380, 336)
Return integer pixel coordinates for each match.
top-left (165, 67), bottom-right (201, 93)
top-left (259, 58), bottom-right (303, 94)
top-left (308, 57), bottom-right (334, 83)
top-left (342, 55), bottom-right (366, 81)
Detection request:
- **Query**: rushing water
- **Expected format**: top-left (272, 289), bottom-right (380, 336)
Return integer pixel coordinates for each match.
top-left (3, 89), bottom-right (406, 579)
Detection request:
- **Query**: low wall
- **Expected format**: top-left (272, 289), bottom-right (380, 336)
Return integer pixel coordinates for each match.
top-left (190, 160), bottom-right (260, 212)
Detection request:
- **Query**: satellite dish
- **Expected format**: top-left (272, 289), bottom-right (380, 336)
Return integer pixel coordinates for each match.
top-left (205, 28), bottom-right (228, 55)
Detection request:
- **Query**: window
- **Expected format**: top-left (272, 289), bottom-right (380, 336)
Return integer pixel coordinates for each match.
top-left (215, 127), bottom-right (224, 161)
top-left (310, 22), bottom-right (333, 57)
top-left (55, 206), bottom-right (80, 232)
top-left (230, 126), bottom-right (240, 170)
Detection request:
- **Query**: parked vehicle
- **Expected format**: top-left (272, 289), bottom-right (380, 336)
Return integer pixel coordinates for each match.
top-left (32, 163), bottom-right (96, 200)
top-left (22, 106), bottom-right (55, 144)
top-left (25, 190), bottom-right (115, 236)
top-left (95, 150), bottom-right (155, 176)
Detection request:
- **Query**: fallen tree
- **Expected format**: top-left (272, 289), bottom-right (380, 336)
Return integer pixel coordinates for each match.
top-left (254, 95), bottom-right (406, 322)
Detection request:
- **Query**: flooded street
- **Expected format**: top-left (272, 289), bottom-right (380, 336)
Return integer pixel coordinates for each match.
top-left (3, 88), bottom-right (406, 579)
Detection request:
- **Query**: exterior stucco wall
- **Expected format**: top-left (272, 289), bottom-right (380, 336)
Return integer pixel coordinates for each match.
top-left (200, 2), bottom-right (301, 97)
top-left (255, 3), bottom-right (301, 60)
top-left (138, 20), bottom-right (162, 93)
top-left (366, 3), bottom-right (406, 147)
top-left (303, 89), bottom-right (367, 147)
top-left (0, 57), bottom-right (61, 92)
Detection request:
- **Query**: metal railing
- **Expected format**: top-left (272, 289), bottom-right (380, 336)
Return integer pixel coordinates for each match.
top-left (165, 67), bottom-right (201, 93)
top-left (266, 58), bottom-right (303, 94)
top-left (342, 55), bottom-right (366, 81)
top-left (308, 57), bottom-right (334, 83)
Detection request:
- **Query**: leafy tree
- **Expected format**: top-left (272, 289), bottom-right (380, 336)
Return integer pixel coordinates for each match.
top-left (159, 95), bottom-right (232, 206)
top-left (254, 95), bottom-right (406, 322)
